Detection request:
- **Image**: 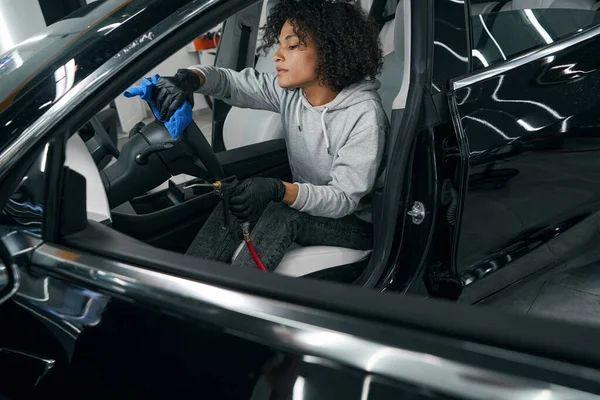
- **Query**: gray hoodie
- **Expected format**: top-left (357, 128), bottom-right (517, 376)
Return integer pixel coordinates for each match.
top-left (190, 65), bottom-right (388, 221)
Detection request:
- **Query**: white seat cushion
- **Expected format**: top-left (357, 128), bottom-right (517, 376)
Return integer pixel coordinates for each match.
top-left (231, 241), bottom-right (371, 277)
top-left (276, 246), bottom-right (371, 277)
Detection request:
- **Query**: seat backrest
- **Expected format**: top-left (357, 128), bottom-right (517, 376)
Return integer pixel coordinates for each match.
top-left (223, 0), bottom-right (284, 150)
top-left (377, 20), bottom-right (400, 122)
top-left (222, 46), bottom-right (285, 150)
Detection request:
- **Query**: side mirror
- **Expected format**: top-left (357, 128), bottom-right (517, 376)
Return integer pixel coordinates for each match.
top-left (0, 243), bottom-right (19, 305)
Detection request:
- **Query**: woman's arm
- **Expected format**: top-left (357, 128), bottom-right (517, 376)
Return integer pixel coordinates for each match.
top-left (282, 182), bottom-right (299, 205)
top-left (188, 65), bottom-right (284, 113)
top-left (190, 69), bottom-right (206, 86)
top-left (289, 124), bottom-right (386, 219)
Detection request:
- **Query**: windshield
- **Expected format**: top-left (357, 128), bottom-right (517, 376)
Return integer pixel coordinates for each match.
top-left (0, 0), bottom-right (130, 107)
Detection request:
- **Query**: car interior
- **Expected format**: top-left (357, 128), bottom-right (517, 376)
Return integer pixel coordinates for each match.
top-left (63, 0), bottom-right (409, 283)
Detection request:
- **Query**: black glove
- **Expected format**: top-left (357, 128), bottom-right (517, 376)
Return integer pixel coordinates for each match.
top-left (229, 178), bottom-right (286, 221)
top-left (152, 68), bottom-right (201, 120)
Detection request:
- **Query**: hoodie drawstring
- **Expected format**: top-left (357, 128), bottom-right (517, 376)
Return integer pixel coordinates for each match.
top-left (296, 100), bottom-right (302, 132)
top-left (296, 100), bottom-right (331, 156)
top-left (321, 107), bottom-right (330, 155)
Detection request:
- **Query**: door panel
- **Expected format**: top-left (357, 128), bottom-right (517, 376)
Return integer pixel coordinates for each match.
top-left (450, 31), bottom-right (600, 289)
top-left (14, 235), bottom-right (600, 399)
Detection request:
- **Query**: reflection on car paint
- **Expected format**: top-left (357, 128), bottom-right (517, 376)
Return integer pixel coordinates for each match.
top-left (431, 0), bottom-right (470, 92)
top-left (0, 147), bottom-right (48, 237)
top-left (453, 34), bottom-right (600, 294)
top-left (17, 270), bottom-right (110, 328)
top-left (471, 9), bottom-right (600, 72)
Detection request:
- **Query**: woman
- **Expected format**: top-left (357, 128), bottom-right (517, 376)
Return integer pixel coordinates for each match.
top-left (154, 0), bottom-right (388, 270)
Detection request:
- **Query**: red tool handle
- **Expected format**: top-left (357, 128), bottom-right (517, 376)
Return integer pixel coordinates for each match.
top-left (245, 238), bottom-right (267, 272)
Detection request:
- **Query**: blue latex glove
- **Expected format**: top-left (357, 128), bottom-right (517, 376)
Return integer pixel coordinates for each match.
top-left (123, 74), bottom-right (193, 139)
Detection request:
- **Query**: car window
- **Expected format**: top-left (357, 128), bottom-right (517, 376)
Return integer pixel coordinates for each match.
top-left (0, 143), bottom-right (49, 238)
top-left (469, 3), bottom-right (600, 70)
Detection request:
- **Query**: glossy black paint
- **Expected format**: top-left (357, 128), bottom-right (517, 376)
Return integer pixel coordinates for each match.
top-left (2, 277), bottom-right (477, 400)
top-left (6, 246), bottom-right (600, 399)
top-left (451, 31), bottom-right (600, 288)
top-left (431, 0), bottom-right (470, 93)
top-left (470, 8), bottom-right (600, 72)
top-left (0, 148), bottom-right (47, 238)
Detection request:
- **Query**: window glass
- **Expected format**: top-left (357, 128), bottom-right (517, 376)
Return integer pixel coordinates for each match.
top-left (470, 5), bottom-right (600, 70)
top-left (0, 144), bottom-right (49, 237)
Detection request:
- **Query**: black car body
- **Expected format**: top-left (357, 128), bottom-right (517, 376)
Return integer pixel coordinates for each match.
top-left (2, 0), bottom-right (600, 398)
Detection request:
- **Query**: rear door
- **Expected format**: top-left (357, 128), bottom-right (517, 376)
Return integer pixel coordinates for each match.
top-left (449, 2), bottom-right (600, 301)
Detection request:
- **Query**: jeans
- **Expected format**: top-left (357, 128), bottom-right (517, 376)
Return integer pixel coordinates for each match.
top-left (186, 201), bottom-right (373, 271)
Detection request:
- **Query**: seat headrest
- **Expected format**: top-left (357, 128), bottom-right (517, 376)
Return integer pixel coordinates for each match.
top-left (256, 46), bottom-right (277, 73)
top-left (380, 19), bottom-right (395, 56)
top-left (360, 0), bottom-right (374, 12)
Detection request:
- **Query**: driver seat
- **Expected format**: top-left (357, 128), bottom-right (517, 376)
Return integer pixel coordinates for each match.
top-left (228, 0), bottom-right (407, 277)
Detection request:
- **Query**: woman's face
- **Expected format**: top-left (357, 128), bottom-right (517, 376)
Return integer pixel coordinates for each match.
top-left (273, 20), bottom-right (319, 89)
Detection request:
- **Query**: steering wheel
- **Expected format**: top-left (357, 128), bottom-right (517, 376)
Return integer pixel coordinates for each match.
top-left (139, 97), bottom-right (226, 183)
top-left (87, 116), bottom-right (120, 165)
top-left (181, 120), bottom-right (227, 182)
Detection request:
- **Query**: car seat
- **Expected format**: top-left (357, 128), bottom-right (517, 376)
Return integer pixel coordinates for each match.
top-left (229, 0), bottom-right (410, 277)
top-left (221, 0), bottom-right (284, 150)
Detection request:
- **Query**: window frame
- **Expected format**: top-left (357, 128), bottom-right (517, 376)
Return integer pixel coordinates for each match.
top-left (454, 4), bottom-right (600, 90)
top-left (461, 1), bottom-right (600, 81)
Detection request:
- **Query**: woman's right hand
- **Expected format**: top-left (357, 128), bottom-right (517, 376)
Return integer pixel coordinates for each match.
top-left (152, 68), bottom-right (202, 120)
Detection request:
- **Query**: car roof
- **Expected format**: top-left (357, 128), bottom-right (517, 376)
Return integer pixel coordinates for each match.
top-left (0, 0), bottom-right (250, 156)
top-left (0, 0), bottom-right (133, 111)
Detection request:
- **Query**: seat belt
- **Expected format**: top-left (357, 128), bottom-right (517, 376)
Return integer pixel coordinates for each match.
top-left (368, 0), bottom-right (389, 30)
top-left (212, 23), bottom-right (253, 152)
top-left (236, 24), bottom-right (252, 71)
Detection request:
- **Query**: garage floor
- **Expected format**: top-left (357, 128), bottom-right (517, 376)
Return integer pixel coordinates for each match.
top-left (479, 249), bottom-right (600, 327)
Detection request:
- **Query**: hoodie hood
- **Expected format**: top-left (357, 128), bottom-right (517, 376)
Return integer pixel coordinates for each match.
top-left (295, 78), bottom-right (383, 154)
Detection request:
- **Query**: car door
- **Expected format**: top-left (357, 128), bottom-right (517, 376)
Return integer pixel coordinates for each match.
top-left (449, 2), bottom-right (600, 302)
top-left (3, 140), bottom-right (600, 399)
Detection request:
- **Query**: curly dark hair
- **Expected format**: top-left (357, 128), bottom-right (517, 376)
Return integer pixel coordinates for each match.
top-left (261, 0), bottom-right (383, 92)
